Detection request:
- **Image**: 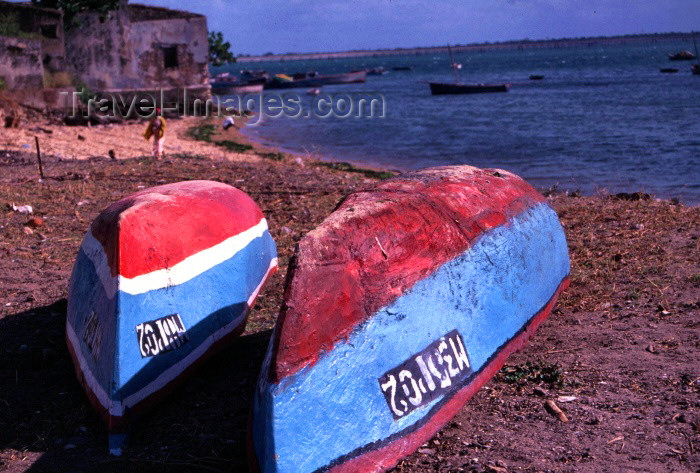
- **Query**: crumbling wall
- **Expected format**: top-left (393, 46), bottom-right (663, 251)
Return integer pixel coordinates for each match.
top-left (0, 36), bottom-right (44, 89)
top-left (64, 8), bottom-right (209, 99)
top-left (64, 9), bottom-right (136, 90)
top-left (0, 1), bottom-right (65, 72)
top-left (129, 16), bottom-right (209, 90)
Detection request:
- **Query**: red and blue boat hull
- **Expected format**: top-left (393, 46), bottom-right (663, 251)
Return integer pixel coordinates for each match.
top-left (251, 166), bottom-right (570, 473)
top-left (67, 181), bottom-right (277, 432)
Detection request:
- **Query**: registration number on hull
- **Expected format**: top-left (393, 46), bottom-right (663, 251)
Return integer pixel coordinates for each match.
top-left (136, 313), bottom-right (189, 358)
top-left (378, 330), bottom-right (473, 419)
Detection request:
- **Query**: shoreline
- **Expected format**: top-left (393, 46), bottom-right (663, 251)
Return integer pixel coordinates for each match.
top-left (1, 115), bottom-right (695, 205)
top-left (237, 118), bottom-right (698, 206)
top-left (239, 119), bottom-right (405, 176)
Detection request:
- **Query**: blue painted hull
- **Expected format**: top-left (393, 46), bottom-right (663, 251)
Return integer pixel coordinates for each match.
top-left (66, 182), bottom-right (278, 431)
top-left (253, 202), bottom-right (569, 473)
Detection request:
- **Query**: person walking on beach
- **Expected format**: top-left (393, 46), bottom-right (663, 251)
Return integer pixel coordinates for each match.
top-left (143, 108), bottom-right (167, 160)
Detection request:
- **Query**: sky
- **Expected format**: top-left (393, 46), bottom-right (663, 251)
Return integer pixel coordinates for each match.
top-left (137, 0), bottom-right (700, 55)
top-left (16, 0), bottom-right (700, 55)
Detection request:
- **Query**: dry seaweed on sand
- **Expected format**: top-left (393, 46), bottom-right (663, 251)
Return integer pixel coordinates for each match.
top-left (0, 146), bottom-right (698, 472)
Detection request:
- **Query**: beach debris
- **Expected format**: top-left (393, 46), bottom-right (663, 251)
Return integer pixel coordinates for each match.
top-left (586, 415), bottom-right (603, 425)
top-left (672, 413), bottom-right (687, 423)
top-left (29, 126), bottom-right (53, 134)
top-left (77, 134), bottom-right (86, 141)
top-left (485, 464), bottom-right (508, 473)
top-left (533, 387), bottom-right (548, 397)
top-left (10, 203), bottom-right (34, 214)
top-left (25, 217), bottom-right (44, 228)
top-left (545, 400), bottom-right (569, 422)
top-left (64, 114), bottom-right (87, 127)
top-left (108, 149), bottom-right (116, 160)
top-left (611, 192), bottom-right (650, 201)
top-left (35, 136), bottom-right (45, 180)
top-left (557, 395), bottom-right (578, 403)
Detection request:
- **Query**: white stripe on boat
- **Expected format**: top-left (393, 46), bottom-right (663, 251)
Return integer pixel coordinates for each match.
top-left (81, 218), bottom-right (269, 297)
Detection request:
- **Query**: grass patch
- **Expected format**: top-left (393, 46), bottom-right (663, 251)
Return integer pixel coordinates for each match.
top-left (316, 161), bottom-right (396, 180)
top-left (186, 124), bottom-right (217, 142)
top-left (216, 140), bottom-right (253, 153)
top-left (186, 124), bottom-right (253, 153)
top-left (0, 12), bottom-right (41, 39)
top-left (499, 360), bottom-right (564, 387)
top-left (261, 152), bottom-right (285, 161)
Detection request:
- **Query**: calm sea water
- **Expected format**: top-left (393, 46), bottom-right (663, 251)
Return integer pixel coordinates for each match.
top-left (215, 41), bottom-right (700, 204)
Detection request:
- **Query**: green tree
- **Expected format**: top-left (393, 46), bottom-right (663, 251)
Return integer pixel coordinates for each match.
top-left (208, 31), bottom-right (236, 66)
top-left (31, 0), bottom-right (120, 25)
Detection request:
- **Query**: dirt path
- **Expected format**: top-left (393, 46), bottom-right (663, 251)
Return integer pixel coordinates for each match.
top-left (0, 117), bottom-right (261, 163)
top-left (0, 139), bottom-right (697, 472)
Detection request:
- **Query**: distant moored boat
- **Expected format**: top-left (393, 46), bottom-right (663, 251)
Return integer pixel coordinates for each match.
top-left (428, 44), bottom-right (509, 96)
top-left (264, 70), bottom-right (366, 89)
top-left (211, 81), bottom-right (264, 95)
top-left (429, 82), bottom-right (509, 94)
top-left (211, 72), bottom-right (264, 95)
top-left (668, 50), bottom-right (696, 61)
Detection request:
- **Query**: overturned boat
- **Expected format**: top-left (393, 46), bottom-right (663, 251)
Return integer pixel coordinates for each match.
top-left (251, 166), bottom-right (570, 472)
top-left (66, 181), bottom-right (277, 448)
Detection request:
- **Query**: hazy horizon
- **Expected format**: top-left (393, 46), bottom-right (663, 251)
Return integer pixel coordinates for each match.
top-left (233, 31), bottom-right (695, 57)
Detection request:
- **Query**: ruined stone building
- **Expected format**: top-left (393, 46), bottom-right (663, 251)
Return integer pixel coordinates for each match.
top-left (0, 0), bottom-right (210, 111)
top-left (0, 1), bottom-right (65, 108)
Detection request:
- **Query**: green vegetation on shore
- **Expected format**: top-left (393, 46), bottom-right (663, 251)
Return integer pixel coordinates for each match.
top-left (0, 12), bottom-right (41, 39)
top-left (186, 124), bottom-right (253, 153)
top-left (316, 161), bottom-right (396, 180)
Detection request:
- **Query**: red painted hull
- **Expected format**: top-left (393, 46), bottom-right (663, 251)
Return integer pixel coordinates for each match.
top-left (271, 167), bottom-right (545, 382)
top-left (251, 166), bottom-right (571, 473)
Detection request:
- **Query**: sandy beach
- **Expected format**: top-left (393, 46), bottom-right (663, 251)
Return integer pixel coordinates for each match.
top-left (0, 118), bottom-right (698, 472)
top-left (0, 116), bottom-right (272, 164)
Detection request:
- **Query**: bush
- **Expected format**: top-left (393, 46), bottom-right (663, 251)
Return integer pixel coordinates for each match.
top-left (0, 12), bottom-right (40, 39)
